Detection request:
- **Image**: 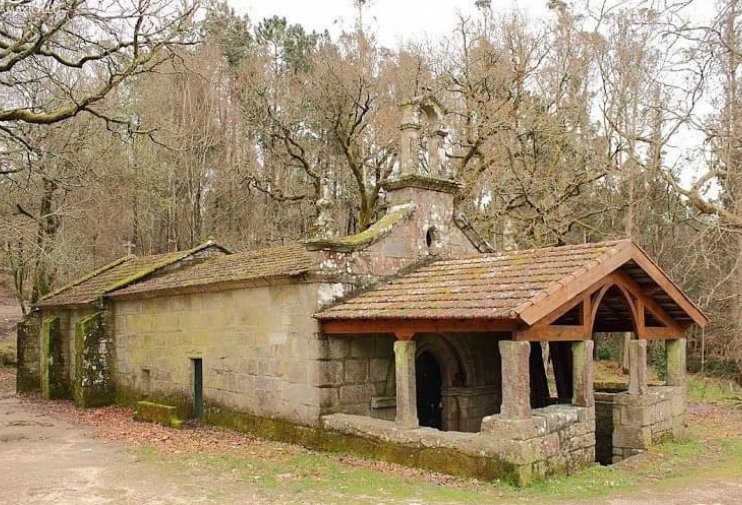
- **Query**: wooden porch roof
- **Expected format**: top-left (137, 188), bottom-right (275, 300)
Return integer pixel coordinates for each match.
top-left (315, 240), bottom-right (708, 341)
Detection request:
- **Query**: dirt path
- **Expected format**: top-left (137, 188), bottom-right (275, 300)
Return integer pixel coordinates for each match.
top-left (0, 384), bottom-right (268, 504)
top-left (1, 379), bottom-right (740, 505)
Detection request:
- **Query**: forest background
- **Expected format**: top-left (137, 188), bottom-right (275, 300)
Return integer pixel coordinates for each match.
top-left (2, 0), bottom-right (742, 379)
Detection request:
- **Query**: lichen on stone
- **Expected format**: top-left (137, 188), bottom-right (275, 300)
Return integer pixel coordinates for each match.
top-left (304, 203), bottom-right (416, 253)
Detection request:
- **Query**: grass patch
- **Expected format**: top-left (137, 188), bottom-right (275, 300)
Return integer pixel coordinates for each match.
top-left (117, 372), bottom-right (742, 504)
top-left (121, 421), bottom-right (742, 505)
top-left (687, 374), bottom-right (742, 406)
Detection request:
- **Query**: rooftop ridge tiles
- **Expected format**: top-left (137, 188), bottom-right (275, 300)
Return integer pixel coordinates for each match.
top-left (38, 254), bottom-right (135, 302)
top-left (101, 240), bottom-right (226, 295)
top-left (109, 243), bottom-right (320, 297)
top-left (506, 240), bottom-right (630, 319)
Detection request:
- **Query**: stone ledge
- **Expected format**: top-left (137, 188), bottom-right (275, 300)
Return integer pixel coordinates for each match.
top-left (134, 401), bottom-right (184, 429)
top-left (371, 396), bottom-right (396, 409)
top-left (481, 405), bottom-right (591, 440)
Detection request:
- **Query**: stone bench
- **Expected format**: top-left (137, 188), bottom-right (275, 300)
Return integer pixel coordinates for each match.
top-left (134, 401), bottom-right (184, 429)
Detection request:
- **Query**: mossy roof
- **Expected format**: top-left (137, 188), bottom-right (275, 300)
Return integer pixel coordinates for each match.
top-left (37, 242), bottom-right (227, 308)
top-left (315, 240), bottom-right (651, 321)
top-left (110, 243), bottom-right (320, 297)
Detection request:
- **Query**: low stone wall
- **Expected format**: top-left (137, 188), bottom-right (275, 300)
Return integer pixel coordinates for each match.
top-left (16, 313), bottom-right (41, 393)
top-left (612, 385), bottom-right (686, 463)
top-left (325, 404), bottom-right (594, 486)
top-left (595, 391), bottom-right (617, 465)
top-left (442, 386), bottom-right (498, 433)
top-left (317, 335), bottom-right (395, 417)
top-left (480, 405), bottom-right (595, 481)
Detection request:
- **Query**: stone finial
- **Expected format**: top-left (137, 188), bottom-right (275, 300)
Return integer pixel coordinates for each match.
top-left (399, 102), bottom-right (422, 177)
top-left (124, 241), bottom-right (135, 256)
top-left (502, 217), bottom-right (518, 252)
top-left (313, 170), bottom-right (337, 239)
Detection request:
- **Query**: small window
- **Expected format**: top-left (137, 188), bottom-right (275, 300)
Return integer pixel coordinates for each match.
top-left (425, 227), bottom-right (440, 254)
top-left (140, 368), bottom-right (151, 393)
top-left (192, 358), bottom-right (203, 420)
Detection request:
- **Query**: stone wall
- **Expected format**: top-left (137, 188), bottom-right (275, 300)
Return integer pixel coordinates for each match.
top-left (318, 332), bottom-right (504, 432)
top-left (594, 391), bottom-right (617, 465)
top-left (40, 315), bottom-right (70, 399)
top-left (325, 404), bottom-right (595, 486)
top-left (316, 335), bottom-right (395, 417)
top-left (480, 404), bottom-right (595, 482)
top-left (73, 310), bottom-right (116, 408)
top-left (314, 185), bottom-right (487, 302)
top-left (16, 313), bottom-right (41, 393)
top-left (612, 385), bottom-right (686, 463)
top-left (113, 281), bottom-right (328, 426)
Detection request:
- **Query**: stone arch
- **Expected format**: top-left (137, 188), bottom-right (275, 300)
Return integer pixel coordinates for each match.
top-left (415, 334), bottom-right (464, 388)
top-left (415, 333), bottom-right (482, 387)
top-left (398, 95), bottom-right (450, 178)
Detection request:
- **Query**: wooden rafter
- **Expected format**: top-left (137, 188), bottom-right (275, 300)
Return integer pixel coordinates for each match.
top-left (514, 268), bottom-right (687, 341)
top-left (320, 317), bottom-right (519, 339)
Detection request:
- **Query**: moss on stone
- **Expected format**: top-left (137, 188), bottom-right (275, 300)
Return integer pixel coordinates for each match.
top-left (134, 401), bottom-right (184, 429)
top-left (16, 313), bottom-right (41, 393)
top-left (40, 316), bottom-right (68, 400)
top-left (304, 204), bottom-right (415, 252)
top-left (73, 311), bottom-right (115, 408)
top-left (202, 402), bottom-right (520, 484)
top-left (116, 386), bottom-right (193, 420)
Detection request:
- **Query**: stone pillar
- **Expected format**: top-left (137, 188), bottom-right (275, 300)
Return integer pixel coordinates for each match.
top-left (398, 103), bottom-right (421, 176)
top-left (499, 340), bottom-right (531, 419)
top-left (428, 127), bottom-right (447, 177)
top-left (572, 340), bottom-right (595, 407)
top-left (665, 338), bottom-right (686, 387)
top-left (628, 339), bottom-right (648, 395)
top-left (16, 313), bottom-right (41, 393)
top-left (394, 340), bottom-right (419, 429)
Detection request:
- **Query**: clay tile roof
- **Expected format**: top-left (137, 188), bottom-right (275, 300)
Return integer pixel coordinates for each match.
top-left (315, 240), bottom-right (628, 320)
top-left (110, 243), bottom-right (320, 297)
top-left (36, 242), bottom-right (225, 308)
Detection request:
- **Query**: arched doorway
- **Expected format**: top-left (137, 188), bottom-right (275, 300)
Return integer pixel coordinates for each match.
top-left (416, 351), bottom-right (443, 429)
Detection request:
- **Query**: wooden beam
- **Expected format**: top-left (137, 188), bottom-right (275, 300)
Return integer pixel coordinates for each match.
top-left (514, 325), bottom-right (588, 342)
top-left (612, 270), bottom-right (683, 333)
top-left (320, 317), bottom-right (519, 335)
top-left (642, 327), bottom-right (685, 339)
top-left (627, 244), bottom-right (709, 327)
top-left (517, 243), bottom-right (633, 325)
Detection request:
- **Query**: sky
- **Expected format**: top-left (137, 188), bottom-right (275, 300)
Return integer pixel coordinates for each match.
top-left (228, 0), bottom-right (550, 48)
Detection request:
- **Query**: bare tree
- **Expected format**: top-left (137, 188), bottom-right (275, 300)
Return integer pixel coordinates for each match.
top-left (0, 0), bottom-right (200, 175)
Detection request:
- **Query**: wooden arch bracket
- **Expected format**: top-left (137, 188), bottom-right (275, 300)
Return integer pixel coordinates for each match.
top-left (515, 270), bottom-right (686, 342)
